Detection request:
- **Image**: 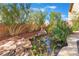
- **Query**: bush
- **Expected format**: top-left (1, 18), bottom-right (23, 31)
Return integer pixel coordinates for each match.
top-left (70, 11), bottom-right (79, 31)
top-left (29, 12), bottom-right (72, 56)
top-left (29, 36), bottom-right (48, 56)
top-left (47, 12), bottom-right (72, 53)
top-left (72, 20), bottom-right (79, 31)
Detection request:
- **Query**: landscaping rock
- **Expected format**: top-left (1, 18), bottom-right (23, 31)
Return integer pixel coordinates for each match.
top-left (0, 37), bottom-right (32, 56)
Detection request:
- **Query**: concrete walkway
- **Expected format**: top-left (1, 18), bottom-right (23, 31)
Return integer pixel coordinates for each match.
top-left (58, 33), bottom-right (79, 56)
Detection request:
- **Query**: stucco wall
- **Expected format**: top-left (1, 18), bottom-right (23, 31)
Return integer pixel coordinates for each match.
top-left (68, 3), bottom-right (79, 20)
top-left (68, 3), bottom-right (79, 27)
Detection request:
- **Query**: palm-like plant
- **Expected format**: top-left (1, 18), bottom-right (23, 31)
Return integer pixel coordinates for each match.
top-left (0, 3), bottom-right (31, 25)
top-left (27, 11), bottom-right (46, 31)
top-left (45, 12), bottom-right (59, 34)
top-left (24, 11), bottom-right (47, 56)
top-left (0, 3), bottom-right (31, 36)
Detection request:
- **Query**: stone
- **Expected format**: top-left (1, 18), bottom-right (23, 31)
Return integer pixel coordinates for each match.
top-left (23, 39), bottom-right (32, 48)
top-left (0, 37), bottom-right (32, 56)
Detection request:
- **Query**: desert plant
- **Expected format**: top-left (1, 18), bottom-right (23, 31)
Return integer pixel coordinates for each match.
top-left (0, 3), bottom-right (31, 36)
top-left (0, 3), bottom-right (31, 24)
top-left (47, 12), bottom-right (71, 52)
top-left (72, 20), bottom-right (79, 31)
top-left (29, 36), bottom-right (48, 56)
top-left (27, 11), bottom-right (46, 28)
top-left (71, 11), bottom-right (79, 31)
top-left (29, 12), bottom-right (71, 56)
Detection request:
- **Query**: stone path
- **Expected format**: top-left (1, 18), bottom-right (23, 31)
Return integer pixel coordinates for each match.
top-left (58, 33), bottom-right (79, 56)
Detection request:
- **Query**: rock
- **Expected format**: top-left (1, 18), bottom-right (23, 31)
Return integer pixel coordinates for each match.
top-left (22, 51), bottom-right (29, 56)
top-left (3, 50), bottom-right (16, 56)
top-left (0, 41), bottom-right (16, 50)
top-left (15, 46), bottom-right (25, 56)
top-left (23, 39), bottom-right (32, 48)
top-left (0, 50), bottom-right (10, 56)
top-left (0, 37), bottom-right (32, 56)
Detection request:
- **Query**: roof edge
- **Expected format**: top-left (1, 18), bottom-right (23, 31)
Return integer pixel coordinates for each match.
top-left (69, 3), bottom-right (74, 12)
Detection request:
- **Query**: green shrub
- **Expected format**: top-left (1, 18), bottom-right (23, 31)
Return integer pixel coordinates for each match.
top-left (30, 12), bottom-right (72, 55)
top-left (70, 11), bottom-right (79, 31)
top-left (30, 37), bottom-right (48, 56)
top-left (47, 12), bottom-right (72, 52)
top-left (72, 20), bottom-right (79, 31)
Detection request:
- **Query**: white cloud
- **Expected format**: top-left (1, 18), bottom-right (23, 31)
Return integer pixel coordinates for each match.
top-left (61, 14), bottom-right (68, 20)
top-left (47, 6), bottom-right (57, 9)
top-left (40, 8), bottom-right (45, 12)
top-left (64, 17), bottom-right (68, 21)
top-left (40, 6), bottom-right (57, 11)
top-left (30, 7), bottom-right (45, 12)
top-left (45, 19), bottom-right (49, 26)
top-left (30, 8), bottom-right (39, 11)
top-left (30, 5), bottom-right (57, 12)
top-left (61, 14), bottom-right (66, 18)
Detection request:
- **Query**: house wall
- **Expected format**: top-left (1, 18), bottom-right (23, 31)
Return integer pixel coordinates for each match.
top-left (68, 3), bottom-right (79, 27)
top-left (68, 3), bottom-right (79, 20)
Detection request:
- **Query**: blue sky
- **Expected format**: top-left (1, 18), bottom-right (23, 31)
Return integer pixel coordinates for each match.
top-left (30, 3), bottom-right (70, 21)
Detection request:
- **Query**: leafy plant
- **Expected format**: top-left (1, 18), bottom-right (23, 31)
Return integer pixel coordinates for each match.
top-left (29, 12), bottom-right (72, 56)
top-left (29, 37), bottom-right (48, 56)
top-left (47, 12), bottom-right (71, 52)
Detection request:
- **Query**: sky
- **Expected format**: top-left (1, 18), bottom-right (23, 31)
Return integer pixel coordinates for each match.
top-left (30, 3), bottom-right (70, 21)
